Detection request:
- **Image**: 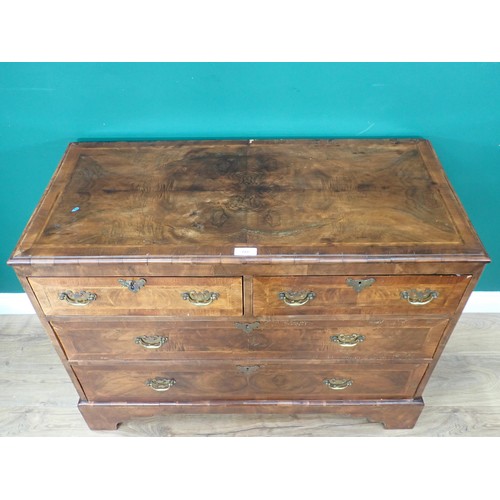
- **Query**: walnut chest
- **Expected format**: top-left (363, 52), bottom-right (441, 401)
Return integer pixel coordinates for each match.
top-left (8, 139), bottom-right (489, 430)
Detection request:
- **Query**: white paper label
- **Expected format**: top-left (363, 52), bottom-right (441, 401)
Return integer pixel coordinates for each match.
top-left (234, 247), bottom-right (258, 256)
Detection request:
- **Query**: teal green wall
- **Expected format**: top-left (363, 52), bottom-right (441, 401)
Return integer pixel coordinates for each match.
top-left (1, 63), bottom-right (498, 292)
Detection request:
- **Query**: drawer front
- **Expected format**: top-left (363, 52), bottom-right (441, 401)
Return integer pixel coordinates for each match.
top-left (73, 361), bottom-right (428, 402)
top-left (29, 277), bottom-right (243, 316)
top-left (52, 318), bottom-right (448, 361)
top-left (253, 275), bottom-right (471, 316)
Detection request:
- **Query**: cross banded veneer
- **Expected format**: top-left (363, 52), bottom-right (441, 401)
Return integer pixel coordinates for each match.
top-left (8, 139), bottom-right (489, 429)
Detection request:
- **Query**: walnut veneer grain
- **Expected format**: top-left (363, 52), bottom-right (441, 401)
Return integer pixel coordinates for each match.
top-left (7, 139), bottom-right (489, 430)
top-left (2, 313), bottom-right (500, 436)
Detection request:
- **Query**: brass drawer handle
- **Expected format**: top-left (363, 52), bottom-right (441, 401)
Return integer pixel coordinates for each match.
top-left (323, 377), bottom-right (353, 390)
top-left (58, 290), bottom-right (97, 306)
top-left (118, 278), bottom-right (146, 292)
top-left (135, 335), bottom-right (168, 349)
top-left (330, 333), bottom-right (366, 347)
top-left (400, 289), bottom-right (439, 306)
top-left (146, 378), bottom-right (176, 391)
top-left (278, 290), bottom-right (316, 306)
top-left (182, 290), bottom-right (220, 306)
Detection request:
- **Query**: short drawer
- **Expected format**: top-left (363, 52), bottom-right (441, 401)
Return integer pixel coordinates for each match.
top-left (52, 317), bottom-right (448, 361)
top-left (253, 275), bottom-right (471, 316)
top-left (29, 277), bottom-right (243, 316)
top-left (73, 360), bottom-right (428, 402)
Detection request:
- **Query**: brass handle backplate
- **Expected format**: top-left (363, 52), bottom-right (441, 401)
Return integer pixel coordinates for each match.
top-left (330, 333), bottom-right (366, 347)
top-left (278, 290), bottom-right (316, 307)
top-left (119, 278), bottom-right (146, 292)
top-left (135, 335), bottom-right (168, 349)
top-left (146, 378), bottom-right (176, 391)
top-left (58, 290), bottom-right (97, 306)
top-left (182, 290), bottom-right (220, 306)
top-left (323, 377), bottom-right (353, 390)
top-left (400, 289), bottom-right (439, 306)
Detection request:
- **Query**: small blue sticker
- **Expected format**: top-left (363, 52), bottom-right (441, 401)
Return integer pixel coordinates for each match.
top-left (71, 206), bottom-right (80, 212)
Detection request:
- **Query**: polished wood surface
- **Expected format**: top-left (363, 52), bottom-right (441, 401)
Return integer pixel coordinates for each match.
top-left (253, 275), bottom-right (470, 316)
top-left (72, 360), bottom-right (427, 402)
top-left (51, 317), bottom-right (449, 361)
top-left (78, 400), bottom-right (425, 430)
top-left (9, 139), bottom-right (487, 261)
top-left (7, 139), bottom-right (489, 430)
top-left (29, 276), bottom-right (243, 316)
top-left (2, 313), bottom-right (499, 436)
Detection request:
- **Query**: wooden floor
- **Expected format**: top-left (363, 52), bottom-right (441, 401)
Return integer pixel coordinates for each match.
top-left (1, 313), bottom-right (499, 436)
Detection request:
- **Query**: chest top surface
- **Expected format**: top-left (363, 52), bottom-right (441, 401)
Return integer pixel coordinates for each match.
top-left (10, 139), bottom-right (488, 263)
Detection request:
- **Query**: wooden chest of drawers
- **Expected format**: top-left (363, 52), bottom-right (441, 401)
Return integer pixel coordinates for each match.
top-left (8, 139), bottom-right (489, 430)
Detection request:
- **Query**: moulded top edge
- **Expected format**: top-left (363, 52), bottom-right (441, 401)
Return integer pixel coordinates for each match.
top-left (7, 252), bottom-right (491, 267)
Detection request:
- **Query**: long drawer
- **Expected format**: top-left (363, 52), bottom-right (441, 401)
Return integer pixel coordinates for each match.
top-left (253, 275), bottom-right (471, 316)
top-left (52, 317), bottom-right (448, 361)
top-left (29, 277), bottom-right (243, 316)
top-left (72, 360), bottom-right (428, 402)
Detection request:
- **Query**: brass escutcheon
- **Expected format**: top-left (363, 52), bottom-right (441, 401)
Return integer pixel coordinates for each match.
top-left (118, 278), bottom-right (146, 292)
top-left (235, 321), bottom-right (261, 334)
top-left (236, 365), bottom-right (262, 375)
top-left (346, 278), bottom-right (375, 293)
